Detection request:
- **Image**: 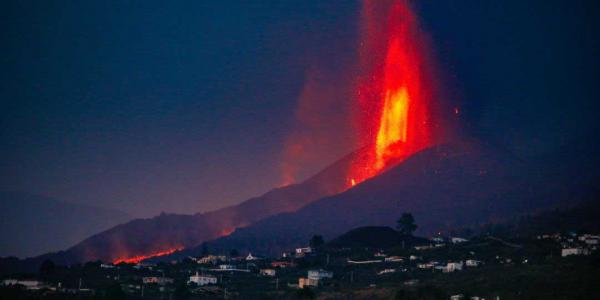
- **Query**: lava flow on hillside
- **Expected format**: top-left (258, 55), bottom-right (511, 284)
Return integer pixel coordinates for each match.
top-left (348, 0), bottom-right (438, 186)
top-left (113, 247), bottom-right (182, 264)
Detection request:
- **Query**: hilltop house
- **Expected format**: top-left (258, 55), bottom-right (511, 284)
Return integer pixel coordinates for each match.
top-left (295, 247), bottom-right (312, 257)
top-left (188, 272), bottom-right (217, 286)
top-left (246, 253), bottom-right (262, 261)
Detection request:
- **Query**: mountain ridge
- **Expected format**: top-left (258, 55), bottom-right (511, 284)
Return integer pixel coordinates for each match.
top-left (0, 191), bottom-right (131, 258)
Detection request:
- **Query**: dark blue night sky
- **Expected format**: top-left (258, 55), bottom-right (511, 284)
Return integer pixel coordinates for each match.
top-left (1, 0), bottom-right (598, 217)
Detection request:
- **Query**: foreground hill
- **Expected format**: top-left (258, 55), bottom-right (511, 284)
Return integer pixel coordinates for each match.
top-left (187, 140), bottom-right (599, 256)
top-left (326, 226), bottom-right (429, 249)
top-left (0, 192), bottom-right (131, 258)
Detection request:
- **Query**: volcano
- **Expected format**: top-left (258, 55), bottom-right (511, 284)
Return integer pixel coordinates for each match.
top-left (49, 0), bottom-right (442, 265)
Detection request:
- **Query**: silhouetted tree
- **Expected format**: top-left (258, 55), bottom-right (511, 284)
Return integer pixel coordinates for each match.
top-left (229, 249), bottom-right (239, 258)
top-left (174, 282), bottom-right (191, 299)
top-left (295, 287), bottom-right (316, 299)
top-left (39, 259), bottom-right (55, 277)
top-left (105, 283), bottom-right (126, 300)
top-left (201, 243), bottom-right (209, 256)
top-left (309, 235), bottom-right (324, 249)
top-left (396, 213), bottom-right (417, 236)
top-left (84, 260), bottom-right (101, 270)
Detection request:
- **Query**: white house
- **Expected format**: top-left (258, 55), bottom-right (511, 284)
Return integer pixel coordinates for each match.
top-left (188, 272), bottom-right (217, 286)
top-left (218, 264), bottom-right (235, 270)
top-left (260, 269), bottom-right (276, 277)
top-left (295, 247), bottom-right (312, 256)
top-left (307, 269), bottom-right (333, 280)
top-left (561, 247), bottom-right (589, 257)
top-left (142, 277), bottom-right (174, 285)
top-left (298, 277), bottom-right (318, 288)
top-left (465, 259), bottom-right (481, 267)
top-left (444, 261), bottom-right (464, 272)
top-left (451, 237), bottom-right (469, 244)
top-left (417, 262), bottom-right (436, 269)
top-left (197, 255), bottom-right (227, 264)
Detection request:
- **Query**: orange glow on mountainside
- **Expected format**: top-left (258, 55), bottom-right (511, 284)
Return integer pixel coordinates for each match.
top-left (113, 247), bottom-right (182, 264)
top-left (349, 0), bottom-right (435, 186)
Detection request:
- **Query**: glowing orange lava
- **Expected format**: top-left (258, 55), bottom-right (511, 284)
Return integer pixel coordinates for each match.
top-left (349, 0), bottom-right (435, 186)
top-left (375, 87), bottom-right (409, 169)
top-left (113, 247), bottom-right (182, 264)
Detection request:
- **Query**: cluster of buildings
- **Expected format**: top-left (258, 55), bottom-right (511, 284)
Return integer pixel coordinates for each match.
top-left (2, 279), bottom-right (49, 291)
top-left (416, 259), bottom-right (481, 273)
top-left (188, 272), bottom-right (217, 286)
top-left (537, 232), bottom-right (600, 257)
top-left (2, 279), bottom-right (95, 295)
top-left (561, 233), bottom-right (599, 257)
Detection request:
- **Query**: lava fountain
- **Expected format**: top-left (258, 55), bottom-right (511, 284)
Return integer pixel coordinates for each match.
top-left (349, 0), bottom-right (436, 186)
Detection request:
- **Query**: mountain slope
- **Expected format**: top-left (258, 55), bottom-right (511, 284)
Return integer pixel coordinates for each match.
top-left (190, 140), bottom-right (599, 256)
top-left (23, 147), bottom-right (368, 266)
top-left (0, 192), bottom-right (131, 258)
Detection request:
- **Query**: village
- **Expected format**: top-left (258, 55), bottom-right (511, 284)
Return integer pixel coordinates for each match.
top-left (2, 227), bottom-right (599, 300)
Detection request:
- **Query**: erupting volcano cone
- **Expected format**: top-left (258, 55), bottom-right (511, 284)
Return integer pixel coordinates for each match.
top-left (349, 0), bottom-right (435, 186)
